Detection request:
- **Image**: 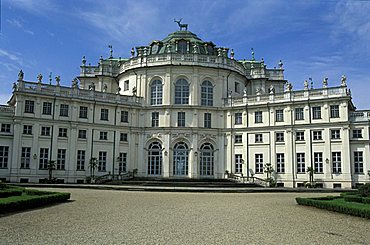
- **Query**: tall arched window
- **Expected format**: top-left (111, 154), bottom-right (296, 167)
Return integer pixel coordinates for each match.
top-left (173, 142), bottom-right (189, 176)
top-left (148, 142), bottom-right (162, 175)
top-left (201, 80), bottom-right (213, 106)
top-left (151, 80), bottom-right (163, 105)
top-left (175, 78), bottom-right (189, 104)
top-left (200, 143), bottom-right (214, 176)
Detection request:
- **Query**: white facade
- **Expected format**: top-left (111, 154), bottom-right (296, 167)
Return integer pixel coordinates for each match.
top-left (0, 29), bottom-right (369, 188)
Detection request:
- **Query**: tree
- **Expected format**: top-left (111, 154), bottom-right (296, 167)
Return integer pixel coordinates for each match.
top-left (306, 167), bottom-right (315, 187)
top-left (47, 160), bottom-right (56, 182)
top-left (89, 157), bottom-right (98, 179)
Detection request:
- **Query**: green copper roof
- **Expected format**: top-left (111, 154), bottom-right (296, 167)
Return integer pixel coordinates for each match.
top-left (161, 30), bottom-right (205, 44)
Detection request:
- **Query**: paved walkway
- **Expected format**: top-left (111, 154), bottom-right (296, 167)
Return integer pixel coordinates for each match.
top-left (1, 188), bottom-right (369, 244)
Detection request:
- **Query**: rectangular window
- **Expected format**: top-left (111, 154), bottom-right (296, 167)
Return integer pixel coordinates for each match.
top-left (235, 154), bottom-right (243, 174)
top-left (330, 105), bottom-right (339, 118)
top-left (58, 128), bottom-right (68, 137)
top-left (21, 147), bottom-right (31, 169)
top-left (354, 151), bottom-right (363, 174)
top-left (1, 124), bottom-right (11, 133)
top-left (178, 112), bottom-right (185, 127)
top-left (100, 108), bottom-right (109, 121)
top-left (255, 111), bottom-right (262, 123)
top-left (121, 111), bottom-right (129, 123)
top-left (119, 152), bottom-right (127, 173)
top-left (24, 100), bottom-right (34, 113)
top-left (332, 152), bottom-right (342, 173)
top-left (57, 149), bottom-right (66, 170)
top-left (312, 130), bottom-right (322, 140)
top-left (297, 153), bottom-right (305, 173)
top-left (60, 104), bottom-right (69, 117)
top-left (255, 134), bottom-right (263, 143)
top-left (100, 131), bottom-right (108, 140)
top-left (276, 153), bottom-right (285, 173)
top-left (255, 154), bottom-right (263, 173)
top-left (79, 106), bottom-right (88, 119)
top-left (120, 133), bottom-right (128, 142)
top-left (296, 131), bottom-right (305, 141)
top-left (23, 125), bottom-right (32, 135)
top-left (123, 80), bottom-right (129, 91)
top-left (312, 106), bottom-right (321, 119)
top-left (78, 130), bottom-right (87, 139)
top-left (235, 113), bottom-right (242, 125)
top-left (295, 108), bottom-right (304, 120)
top-left (276, 132), bottom-right (284, 142)
top-left (152, 112), bottom-right (159, 127)
top-left (204, 113), bottom-right (212, 128)
top-left (234, 134), bottom-right (242, 144)
top-left (314, 152), bottom-right (323, 173)
top-left (0, 146), bottom-right (9, 168)
top-left (331, 129), bottom-right (341, 139)
top-left (42, 102), bottom-right (52, 115)
top-left (275, 109), bottom-right (284, 122)
top-left (235, 82), bottom-right (240, 93)
top-left (352, 129), bottom-right (363, 138)
top-left (41, 126), bottom-right (51, 136)
top-left (98, 151), bottom-right (107, 172)
top-left (39, 148), bottom-right (49, 169)
top-left (77, 150), bottom-right (85, 171)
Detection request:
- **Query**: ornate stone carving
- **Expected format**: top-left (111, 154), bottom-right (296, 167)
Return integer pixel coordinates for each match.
top-left (269, 84), bottom-right (275, 94)
top-left (89, 82), bottom-right (95, 91)
top-left (103, 83), bottom-right (108, 92)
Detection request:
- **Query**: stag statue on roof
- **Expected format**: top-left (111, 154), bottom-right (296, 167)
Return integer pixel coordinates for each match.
top-left (174, 18), bottom-right (188, 31)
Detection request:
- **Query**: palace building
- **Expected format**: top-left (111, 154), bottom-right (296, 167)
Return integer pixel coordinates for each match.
top-left (0, 25), bottom-right (369, 188)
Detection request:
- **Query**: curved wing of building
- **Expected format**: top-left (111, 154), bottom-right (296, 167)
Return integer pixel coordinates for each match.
top-left (0, 28), bottom-right (369, 188)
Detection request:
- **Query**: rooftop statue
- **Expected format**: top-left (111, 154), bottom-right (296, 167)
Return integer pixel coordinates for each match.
top-left (174, 18), bottom-right (188, 31)
top-left (323, 77), bottom-right (328, 88)
top-left (37, 74), bottom-right (43, 83)
top-left (341, 75), bottom-right (347, 87)
top-left (304, 80), bottom-right (309, 90)
top-left (18, 70), bottom-right (24, 81)
top-left (55, 75), bottom-right (61, 86)
top-left (269, 84), bottom-right (275, 94)
top-left (72, 78), bottom-right (79, 89)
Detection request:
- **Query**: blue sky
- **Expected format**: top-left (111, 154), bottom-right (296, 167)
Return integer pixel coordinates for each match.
top-left (1, 0), bottom-right (370, 108)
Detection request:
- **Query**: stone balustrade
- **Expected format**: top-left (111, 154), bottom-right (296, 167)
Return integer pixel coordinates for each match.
top-left (224, 86), bottom-right (348, 106)
top-left (15, 81), bottom-right (143, 106)
top-left (79, 53), bottom-right (285, 80)
top-left (350, 111), bottom-right (370, 122)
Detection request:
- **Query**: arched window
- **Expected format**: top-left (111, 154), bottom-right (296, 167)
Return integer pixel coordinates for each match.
top-left (173, 142), bottom-right (189, 176)
top-left (201, 80), bottom-right (213, 106)
top-left (175, 79), bottom-right (189, 104)
top-left (200, 143), bottom-right (214, 176)
top-left (148, 142), bottom-right (162, 175)
top-left (151, 80), bottom-right (163, 105)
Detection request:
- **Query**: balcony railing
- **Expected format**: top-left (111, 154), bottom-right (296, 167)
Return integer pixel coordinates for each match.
top-left (0, 105), bottom-right (14, 113)
top-left (224, 86), bottom-right (348, 106)
top-left (16, 81), bottom-right (142, 106)
top-left (350, 111), bottom-right (370, 122)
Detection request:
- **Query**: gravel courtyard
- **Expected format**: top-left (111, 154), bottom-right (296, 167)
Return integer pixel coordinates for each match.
top-left (1, 188), bottom-right (369, 244)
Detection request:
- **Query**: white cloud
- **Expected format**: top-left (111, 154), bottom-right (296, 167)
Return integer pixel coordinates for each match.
top-left (6, 18), bottom-right (34, 35)
top-left (327, 1), bottom-right (370, 53)
top-left (5, 0), bottom-right (58, 16)
top-left (0, 49), bottom-right (23, 65)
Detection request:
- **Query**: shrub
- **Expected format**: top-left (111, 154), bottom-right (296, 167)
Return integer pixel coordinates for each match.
top-left (362, 197), bottom-right (370, 204)
top-left (344, 195), bottom-right (363, 203)
top-left (358, 183), bottom-right (370, 197)
top-left (0, 189), bottom-right (23, 198)
top-left (0, 191), bottom-right (70, 213)
top-left (296, 197), bottom-right (370, 219)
